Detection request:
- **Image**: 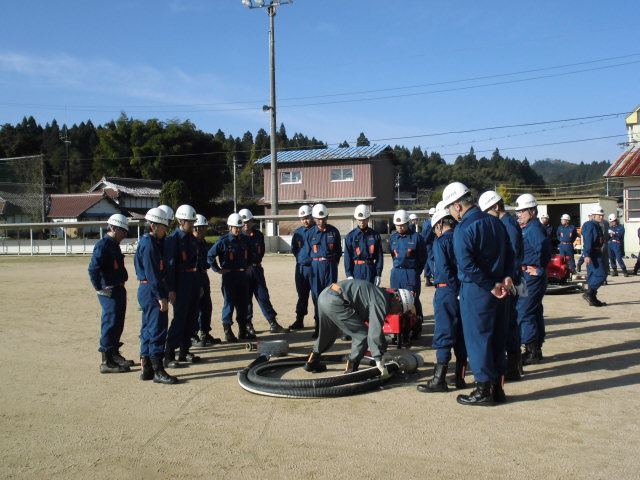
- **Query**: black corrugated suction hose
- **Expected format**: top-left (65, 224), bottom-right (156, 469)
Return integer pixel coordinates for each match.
top-left (237, 355), bottom-right (399, 399)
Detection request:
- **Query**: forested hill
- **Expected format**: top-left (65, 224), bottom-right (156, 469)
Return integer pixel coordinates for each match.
top-left (532, 158), bottom-right (611, 184)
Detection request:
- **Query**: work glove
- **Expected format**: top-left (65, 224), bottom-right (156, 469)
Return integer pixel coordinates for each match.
top-left (374, 276), bottom-right (381, 287)
top-left (96, 286), bottom-right (114, 298)
top-left (346, 276), bottom-right (354, 280)
top-left (375, 358), bottom-right (390, 379)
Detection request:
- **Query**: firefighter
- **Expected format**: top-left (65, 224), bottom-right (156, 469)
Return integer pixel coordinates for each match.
top-left (408, 213), bottom-right (419, 233)
top-left (134, 207), bottom-right (178, 384)
top-left (540, 213), bottom-right (552, 238)
top-left (344, 204), bottom-right (383, 285)
top-left (208, 213), bottom-right (254, 341)
top-left (288, 205), bottom-right (315, 331)
top-left (390, 209), bottom-right (426, 339)
top-left (164, 204), bottom-right (202, 368)
top-left (417, 203), bottom-right (467, 393)
top-left (479, 190), bottom-right (524, 381)
top-left (582, 205), bottom-right (608, 306)
top-left (607, 214), bottom-right (628, 277)
top-left (421, 207), bottom-right (436, 286)
top-left (443, 182), bottom-right (513, 406)
top-left (88, 213), bottom-right (132, 374)
top-left (305, 204), bottom-right (342, 339)
top-left (557, 214), bottom-right (578, 272)
top-left (239, 208), bottom-right (286, 334)
top-left (577, 213), bottom-right (593, 272)
top-left (192, 214), bottom-right (221, 346)
top-left (515, 194), bottom-right (551, 365)
top-left (304, 279), bottom-right (413, 376)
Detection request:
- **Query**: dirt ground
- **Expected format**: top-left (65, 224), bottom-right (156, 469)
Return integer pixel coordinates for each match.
top-left (0, 254), bottom-right (639, 480)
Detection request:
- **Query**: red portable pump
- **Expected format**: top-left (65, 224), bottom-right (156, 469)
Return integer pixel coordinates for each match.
top-left (383, 312), bottom-right (417, 348)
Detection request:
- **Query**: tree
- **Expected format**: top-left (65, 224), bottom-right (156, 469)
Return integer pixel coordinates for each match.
top-left (338, 140), bottom-right (350, 148)
top-left (356, 132), bottom-right (370, 147)
top-left (159, 179), bottom-right (191, 210)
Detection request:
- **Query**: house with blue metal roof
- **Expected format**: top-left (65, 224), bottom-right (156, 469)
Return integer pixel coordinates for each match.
top-left (255, 144), bottom-right (397, 234)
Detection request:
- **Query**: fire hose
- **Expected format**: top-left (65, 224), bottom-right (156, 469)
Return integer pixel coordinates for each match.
top-left (237, 352), bottom-right (423, 399)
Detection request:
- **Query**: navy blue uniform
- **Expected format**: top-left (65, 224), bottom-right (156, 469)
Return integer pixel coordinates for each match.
top-left (306, 224), bottom-right (342, 317)
top-left (196, 237), bottom-right (213, 334)
top-left (344, 226), bottom-right (383, 283)
top-left (542, 223), bottom-right (552, 238)
top-left (88, 234), bottom-right (128, 353)
top-left (208, 233), bottom-right (251, 328)
top-left (582, 220), bottom-right (607, 289)
top-left (501, 213), bottom-right (524, 353)
top-left (557, 224), bottom-right (578, 270)
top-left (453, 206), bottom-right (513, 383)
top-left (608, 224), bottom-right (626, 270)
top-left (134, 233), bottom-right (168, 358)
top-left (516, 219), bottom-right (551, 346)
top-left (292, 225), bottom-right (313, 317)
top-left (421, 219), bottom-right (435, 278)
top-left (390, 230), bottom-right (425, 318)
top-left (164, 229), bottom-right (202, 351)
top-left (244, 227), bottom-right (277, 324)
top-left (432, 229), bottom-right (465, 364)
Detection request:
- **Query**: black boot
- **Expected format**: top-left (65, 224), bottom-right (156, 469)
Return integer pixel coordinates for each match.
top-left (456, 381), bottom-right (494, 406)
top-left (492, 377), bottom-right (506, 404)
top-left (245, 323), bottom-right (258, 337)
top-left (592, 289), bottom-right (606, 307)
top-left (268, 319), bottom-right (287, 333)
top-left (100, 351), bottom-right (130, 374)
top-left (288, 314), bottom-right (305, 331)
top-left (303, 352), bottom-right (327, 373)
top-left (343, 358), bottom-right (360, 373)
top-left (223, 324), bottom-right (238, 342)
top-left (522, 342), bottom-right (541, 365)
top-left (140, 356), bottom-right (154, 381)
top-left (622, 267), bottom-right (629, 278)
top-left (195, 331), bottom-right (207, 347)
top-left (151, 357), bottom-right (178, 385)
top-left (582, 287), bottom-right (598, 306)
top-left (178, 346), bottom-right (201, 363)
top-left (448, 359), bottom-right (467, 389)
top-left (163, 349), bottom-right (180, 369)
top-left (417, 363), bottom-right (449, 393)
top-left (505, 351), bottom-right (522, 381)
top-left (611, 268), bottom-right (618, 277)
top-left (190, 334), bottom-right (201, 346)
top-left (238, 324), bottom-right (257, 340)
top-left (113, 349), bottom-right (135, 367)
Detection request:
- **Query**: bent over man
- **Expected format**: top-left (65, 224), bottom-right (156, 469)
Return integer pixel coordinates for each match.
top-left (304, 279), bottom-right (414, 376)
top-left (88, 213), bottom-right (132, 374)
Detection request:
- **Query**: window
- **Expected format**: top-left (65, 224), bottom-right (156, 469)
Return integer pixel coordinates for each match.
top-left (331, 168), bottom-right (354, 182)
top-left (281, 171), bottom-right (301, 184)
top-left (626, 187), bottom-right (640, 221)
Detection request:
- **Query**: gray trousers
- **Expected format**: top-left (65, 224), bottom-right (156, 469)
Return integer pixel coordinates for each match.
top-left (313, 288), bottom-right (379, 362)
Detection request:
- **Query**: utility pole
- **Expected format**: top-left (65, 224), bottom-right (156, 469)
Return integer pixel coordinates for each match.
top-left (233, 155), bottom-right (238, 212)
top-left (59, 126), bottom-right (71, 193)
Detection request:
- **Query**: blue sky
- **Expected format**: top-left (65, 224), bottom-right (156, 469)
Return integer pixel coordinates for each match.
top-left (1, 0), bottom-right (637, 164)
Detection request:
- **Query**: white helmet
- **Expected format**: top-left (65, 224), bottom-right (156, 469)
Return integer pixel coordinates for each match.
top-left (227, 213), bottom-right (243, 227)
top-left (590, 205), bottom-right (604, 216)
top-left (608, 213), bottom-right (617, 222)
top-left (409, 213), bottom-right (417, 221)
top-left (175, 204), bottom-right (197, 221)
top-left (396, 289), bottom-right (415, 313)
top-left (393, 209), bottom-right (410, 226)
top-left (442, 182), bottom-right (471, 206)
top-left (428, 207), bottom-right (436, 215)
top-left (354, 204), bottom-right (371, 220)
top-left (540, 213), bottom-right (549, 219)
top-left (312, 204), bottom-right (328, 219)
top-left (561, 214), bottom-right (570, 221)
top-left (107, 214), bottom-right (129, 230)
top-left (194, 214), bottom-right (208, 227)
top-left (158, 205), bottom-right (174, 221)
top-left (478, 190), bottom-right (502, 212)
top-left (431, 204), bottom-right (452, 226)
top-left (145, 208), bottom-right (169, 227)
top-left (298, 205), bottom-right (312, 217)
top-left (238, 208), bottom-right (253, 222)
top-left (515, 193), bottom-right (537, 211)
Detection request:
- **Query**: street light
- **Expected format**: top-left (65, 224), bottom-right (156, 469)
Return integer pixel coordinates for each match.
top-left (242, 0), bottom-right (293, 235)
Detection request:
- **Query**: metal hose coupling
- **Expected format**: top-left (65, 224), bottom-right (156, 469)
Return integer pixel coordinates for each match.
top-left (383, 351), bottom-right (425, 374)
